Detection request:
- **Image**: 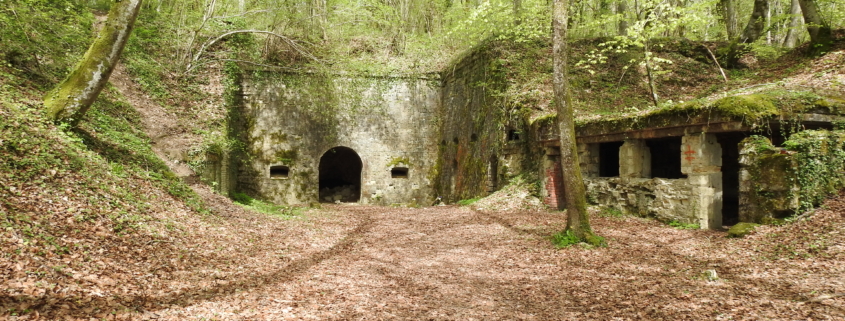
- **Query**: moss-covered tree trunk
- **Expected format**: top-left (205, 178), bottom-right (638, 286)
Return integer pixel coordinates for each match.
top-left (44, 0), bottom-right (143, 125)
top-left (552, 0), bottom-right (604, 246)
top-left (739, 0), bottom-right (768, 43)
top-left (727, 0), bottom-right (768, 67)
top-left (797, 0), bottom-right (832, 55)
top-left (719, 0), bottom-right (738, 40)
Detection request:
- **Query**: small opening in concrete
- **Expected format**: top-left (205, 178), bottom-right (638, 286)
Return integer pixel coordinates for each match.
top-left (471, 134), bottom-right (478, 142)
top-left (646, 137), bottom-right (686, 179)
top-left (507, 129), bottom-right (521, 141)
top-left (391, 167), bottom-right (409, 178)
top-left (453, 137), bottom-right (459, 144)
top-left (269, 165), bottom-right (290, 179)
top-left (716, 132), bottom-right (746, 226)
top-left (319, 146), bottom-right (362, 203)
top-left (599, 141), bottom-right (623, 177)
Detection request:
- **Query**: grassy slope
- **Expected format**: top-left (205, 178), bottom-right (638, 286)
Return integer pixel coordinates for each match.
top-left (0, 64), bottom-right (334, 319)
top-left (489, 35), bottom-right (845, 124)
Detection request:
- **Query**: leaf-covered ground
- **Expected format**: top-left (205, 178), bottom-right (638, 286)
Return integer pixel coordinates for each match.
top-left (3, 181), bottom-right (844, 319)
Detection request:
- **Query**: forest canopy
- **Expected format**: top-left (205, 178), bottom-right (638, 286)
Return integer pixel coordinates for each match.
top-left (2, 0), bottom-right (843, 78)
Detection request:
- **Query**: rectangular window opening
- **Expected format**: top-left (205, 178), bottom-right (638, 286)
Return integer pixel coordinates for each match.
top-left (646, 137), bottom-right (686, 179)
top-left (269, 165), bottom-right (290, 179)
top-left (391, 167), bottom-right (409, 178)
top-left (599, 141), bottom-right (623, 177)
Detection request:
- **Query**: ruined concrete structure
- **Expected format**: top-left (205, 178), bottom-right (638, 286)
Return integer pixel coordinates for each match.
top-left (227, 72), bottom-right (440, 206)
top-left (211, 46), bottom-right (845, 229)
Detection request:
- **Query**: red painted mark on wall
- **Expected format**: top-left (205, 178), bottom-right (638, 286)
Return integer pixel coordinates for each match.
top-left (683, 144), bottom-right (696, 164)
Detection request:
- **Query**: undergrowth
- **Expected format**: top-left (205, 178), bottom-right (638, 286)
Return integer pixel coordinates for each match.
top-left (231, 192), bottom-right (306, 218)
top-left (1, 62), bottom-right (208, 261)
top-left (668, 220), bottom-right (700, 230)
top-left (457, 198), bottom-right (481, 206)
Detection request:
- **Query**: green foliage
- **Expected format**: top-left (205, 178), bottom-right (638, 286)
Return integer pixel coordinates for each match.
top-left (599, 206), bottom-right (624, 218)
top-left (231, 192), bottom-right (305, 218)
top-left (457, 198), bottom-right (480, 206)
top-left (727, 222), bottom-right (760, 238)
top-left (0, 0), bottom-right (94, 84)
top-left (782, 130), bottom-right (845, 213)
top-left (668, 220), bottom-right (700, 230)
top-left (551, 230), bottom-right (581, 248)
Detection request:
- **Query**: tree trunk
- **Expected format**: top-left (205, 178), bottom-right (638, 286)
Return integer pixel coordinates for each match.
top-left (797, 0), bottom-right (832, 54)
top-left (513, 0), bottom-right (522, 26)
top-left (44, 0), bottom-right (143, 125)
top-left (719, 0), bottom-right (738, 40)
top-left (739, 0), bottom-right (768, 43)
top-left (617, 1), bottom-right (628, 36)
top-left (782, 0), bottom-right (803, 48)
top-left (552, 0), bottom-right (604, 246)
top-left (726, 0), bottom-right (768, 67)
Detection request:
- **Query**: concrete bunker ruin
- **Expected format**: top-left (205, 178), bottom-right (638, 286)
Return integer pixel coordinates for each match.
top-left (542, 98), bottom-right (845, 229)
top-left (319, 147), bottom-right (362, 203)
top-left (207, 44), bottom-right (845, 229)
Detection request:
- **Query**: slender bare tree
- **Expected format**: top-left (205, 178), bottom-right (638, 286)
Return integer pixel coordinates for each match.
top-left (552, 0), bottom-right (605, 246)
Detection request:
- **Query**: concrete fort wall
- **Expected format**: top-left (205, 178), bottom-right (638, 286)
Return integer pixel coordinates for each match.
top-left (233, 72), bottom-right (441, 205)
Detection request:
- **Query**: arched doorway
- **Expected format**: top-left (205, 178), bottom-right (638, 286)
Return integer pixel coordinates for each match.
top-left (319, 146), bottom-right (362, 202)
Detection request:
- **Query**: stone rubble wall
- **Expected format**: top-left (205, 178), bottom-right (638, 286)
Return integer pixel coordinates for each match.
top-left (585, 177), bottom-right (697, 224)
top-left (738, 131), bottom-right (845, 223)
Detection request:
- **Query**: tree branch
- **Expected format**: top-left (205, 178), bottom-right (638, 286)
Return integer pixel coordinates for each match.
top-left (187, 29), bottom-right (318, 73)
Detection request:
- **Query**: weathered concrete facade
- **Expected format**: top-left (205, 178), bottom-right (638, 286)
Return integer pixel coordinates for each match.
top-left (232, 72), bottom-right (441, 205)
top-left (539, 99), bottom-right (845, 229)
top-left (210, 45), bottom-right (845, 229)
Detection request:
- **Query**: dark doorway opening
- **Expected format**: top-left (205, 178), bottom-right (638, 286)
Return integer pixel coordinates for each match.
top-left (599, 142), bottom-right (623, 177)
top-left (646, 137), bottom-right (686, 179)
top-left (716, 133), bottom-right (746, 226)
top-left (319, 147), bottom-right (362, 203)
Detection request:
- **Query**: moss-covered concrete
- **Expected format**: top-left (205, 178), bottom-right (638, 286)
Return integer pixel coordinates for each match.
top-left (227, 70), bottom-right (441, 205)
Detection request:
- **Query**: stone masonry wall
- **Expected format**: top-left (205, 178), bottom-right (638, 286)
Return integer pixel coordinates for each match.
top-left (235, 72), bottom-right (441, 205)
top-left (436, 44), bottom-right (513, 203)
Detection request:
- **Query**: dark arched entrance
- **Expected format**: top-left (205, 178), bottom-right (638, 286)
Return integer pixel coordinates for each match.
top-left (319, 146), bottom-right (362, 202)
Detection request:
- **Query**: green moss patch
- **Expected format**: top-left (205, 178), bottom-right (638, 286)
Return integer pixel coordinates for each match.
top-left (727, 222), bottom-right (761, 238)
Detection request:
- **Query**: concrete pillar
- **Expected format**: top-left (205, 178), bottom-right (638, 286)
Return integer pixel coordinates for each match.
top-left (619, 139), bottom-right (651, 179)
top-left (543, 147), bottom-right (564, 209)
top-left (578, 143), bottom-right (600, 178)
top-left (681, 133), bottom-right (723, 229)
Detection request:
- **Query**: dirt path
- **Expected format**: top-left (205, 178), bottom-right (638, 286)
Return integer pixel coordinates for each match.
top-left (109, 64), bottom-right (198, 178)
top-left (140, 203), bottom-right (844, 320)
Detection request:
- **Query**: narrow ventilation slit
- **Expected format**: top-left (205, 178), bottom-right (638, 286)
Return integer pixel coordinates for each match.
top-left (391, 167), bottom-right (409, 178)
top-left (269, 165), bottom-right (290, 179)
top-left (507, 129), bottom-right (521, 141)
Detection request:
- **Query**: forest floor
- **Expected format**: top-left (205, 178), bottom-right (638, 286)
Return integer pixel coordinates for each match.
top-left (91, 190), bottom-right (845, 320)
top-left (4, 183), bottom-right (845, 320)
